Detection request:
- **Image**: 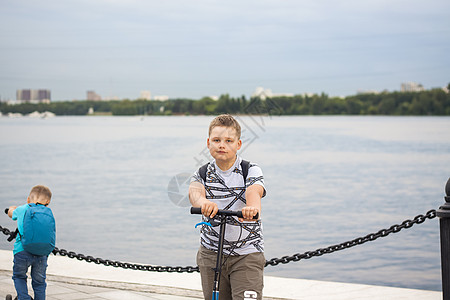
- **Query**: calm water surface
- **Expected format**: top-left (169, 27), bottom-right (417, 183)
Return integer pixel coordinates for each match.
top-left (0, 115), bottom-right (449, 291)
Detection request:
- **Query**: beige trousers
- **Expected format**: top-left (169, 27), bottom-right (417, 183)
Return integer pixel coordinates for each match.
top-left (196, 246), bottom-right (265, 300)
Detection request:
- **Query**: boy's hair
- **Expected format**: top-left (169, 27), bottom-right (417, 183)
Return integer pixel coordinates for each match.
top-left (209, 114), bottom-right (241, 139)
top-left (29, 185), bottom-right (52, 203)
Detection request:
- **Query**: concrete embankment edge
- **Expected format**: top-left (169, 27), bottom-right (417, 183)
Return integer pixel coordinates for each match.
top-left (0, 249), bottom-right (442, 300)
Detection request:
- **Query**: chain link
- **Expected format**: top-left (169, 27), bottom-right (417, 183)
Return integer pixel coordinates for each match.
top-left (0, 225), bottom-right (18, 242)
top-left (1, 209), bottom-right (437, 272)
top-left (0, 225), bottom-right (13, 237)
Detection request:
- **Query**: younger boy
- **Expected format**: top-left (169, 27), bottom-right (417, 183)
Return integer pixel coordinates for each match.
top-left (189, 114), bottom-right (266, 300)
top-left (7, 185), bottom-right (53, 300)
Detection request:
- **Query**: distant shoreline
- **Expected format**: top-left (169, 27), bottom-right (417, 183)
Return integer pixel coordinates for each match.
top-left (1, 88), bottom-right (449, 116)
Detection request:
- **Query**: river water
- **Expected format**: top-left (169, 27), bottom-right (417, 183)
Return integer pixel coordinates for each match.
top-left (0, 115), bottom-right (449, 291)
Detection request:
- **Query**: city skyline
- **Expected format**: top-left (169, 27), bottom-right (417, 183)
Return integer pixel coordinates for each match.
top-left (6, 81), bottom-right (443, 103)
top-left (1, 0), bottom-right (449, 101)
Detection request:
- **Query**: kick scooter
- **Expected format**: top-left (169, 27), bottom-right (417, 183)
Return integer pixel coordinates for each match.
top-left (191, 207), bottom-right (258, 300)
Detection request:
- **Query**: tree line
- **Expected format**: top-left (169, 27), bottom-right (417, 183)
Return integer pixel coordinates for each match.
top-left (1, 88), bottom-right (449, 116)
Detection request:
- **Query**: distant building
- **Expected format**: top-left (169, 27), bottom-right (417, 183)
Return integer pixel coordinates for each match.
top-left (251, 87), bottom-right (293, 100)
top-left (252, 87), bottom-right (273, 100)
top-left (16, 89), bottom-right (51, 104)
top-left (140, 90), bottom-right (151, 100)
top-left (17, 90), bottom-right (31, 102)
top-left (87, 90), bottom-right (102, 101)
top-left (103, 96), bottom-right (120, 101)
top-left (401, 82), bottom-right (425, 92)
top-left (357, 89), bottom-right (380, 95)
top-left (154, 95), bottom-right (169, 101)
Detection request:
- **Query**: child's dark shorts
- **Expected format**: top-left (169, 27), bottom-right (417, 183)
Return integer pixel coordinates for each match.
top-left (197, 245), bottom-right (265, 300)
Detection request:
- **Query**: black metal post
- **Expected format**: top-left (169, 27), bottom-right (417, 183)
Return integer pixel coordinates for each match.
top-left (437, 178), bottom-right (450, 300)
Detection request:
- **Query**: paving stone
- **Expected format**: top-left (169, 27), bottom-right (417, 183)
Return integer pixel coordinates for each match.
top-left (93, 291), bottom-right (160, 300)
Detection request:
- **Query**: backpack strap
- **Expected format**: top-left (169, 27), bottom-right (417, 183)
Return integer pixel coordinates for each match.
top-left (198, 159), bottom-right (250, 183)
top-left (241, 159), bottom-right (250, 183)
top-left (199, 162), bottom-right (210, 183)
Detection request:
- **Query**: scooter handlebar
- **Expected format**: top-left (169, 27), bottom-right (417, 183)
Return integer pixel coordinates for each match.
top-left (190, 207), bottom-right (259, 220)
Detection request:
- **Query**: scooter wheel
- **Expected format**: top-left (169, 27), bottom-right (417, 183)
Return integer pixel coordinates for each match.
top-left (6, 295), bottom-right (12, 300)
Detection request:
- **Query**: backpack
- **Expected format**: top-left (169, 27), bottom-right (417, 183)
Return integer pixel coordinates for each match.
top-left (199, 160), bottom-right (250, 183)
top-left (20, 203), bottom-right (56, 256)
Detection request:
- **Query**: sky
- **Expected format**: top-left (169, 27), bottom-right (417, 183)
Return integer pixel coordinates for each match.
top-left (0, 0), bottom-right (449, 101)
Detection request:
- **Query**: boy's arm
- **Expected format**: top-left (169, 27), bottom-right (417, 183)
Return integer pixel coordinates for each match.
top-left (241, 184), bottom-right (264, 221)
top-left (189, 181), bottom-right (218, 218)
top-left (7, 206), bottom-right (17, 219)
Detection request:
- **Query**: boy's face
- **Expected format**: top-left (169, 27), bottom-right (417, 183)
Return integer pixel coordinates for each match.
top-left (207, 126), bottom-right (242, 163)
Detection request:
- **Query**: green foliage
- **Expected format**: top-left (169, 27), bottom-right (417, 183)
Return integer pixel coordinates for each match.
top-left (111, 100), bottom-right (138, 115)
top-left (1, 88), bottom-right (449, 116)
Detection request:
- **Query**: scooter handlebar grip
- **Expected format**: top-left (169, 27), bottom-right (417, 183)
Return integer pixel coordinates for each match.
top-left (190, 207), bottom-right (259, 219)
top-left (4, 208), bottom-right (8, 215)
top-left (190, 207), bottom-right (202, 215)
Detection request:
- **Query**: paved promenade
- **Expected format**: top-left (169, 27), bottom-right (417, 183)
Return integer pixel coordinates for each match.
top-left (0, 249), bottom-right (442, 300)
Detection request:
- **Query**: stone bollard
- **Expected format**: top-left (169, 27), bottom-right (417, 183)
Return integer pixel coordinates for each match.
top-left (437, 178), bottom-right (450, 300)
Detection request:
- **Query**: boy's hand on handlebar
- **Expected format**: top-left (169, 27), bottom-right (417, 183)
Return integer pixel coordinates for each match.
top-left (240, 206), bottom-right (259, 222)
top-left (201, 201), bottom-right (218, 218)
top-left (6, 206), bottom-right (16, 218)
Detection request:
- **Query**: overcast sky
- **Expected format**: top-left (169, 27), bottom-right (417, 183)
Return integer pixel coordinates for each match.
top-left (1, 0), bottom-right (449, 101)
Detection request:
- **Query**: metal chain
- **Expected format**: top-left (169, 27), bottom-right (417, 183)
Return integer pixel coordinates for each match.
top-left (1, 209), bottom-right (437, 272)
top-left (0, 225), bottom-right (13, 237)
top-left (264, 209), bottom-right (437, 267)
top-left (0, 225), bottom-right (17, 242)
top-left (51, 247), bottom-right (200, 273)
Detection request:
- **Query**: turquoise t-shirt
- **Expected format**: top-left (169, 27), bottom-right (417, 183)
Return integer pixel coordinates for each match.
top-left (11, 204), bottom-right (28, 255)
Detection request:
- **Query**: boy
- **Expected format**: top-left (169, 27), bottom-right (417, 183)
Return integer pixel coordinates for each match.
top-left (7, 185), bottom-right (54, 300)
top-left (189, 114), bottom-right (266, 300)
